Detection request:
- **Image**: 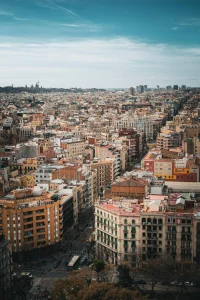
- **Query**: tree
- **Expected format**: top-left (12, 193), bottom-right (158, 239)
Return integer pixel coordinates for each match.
top-left (51, 277), bottom-right (85, 300)
top-left (40, 278), bottom-right (54, 292)
top-left (117, 263), bottom-right (133, 289)
top-left (142, 258), bottom-right (163, 293)
top-left (174, 261), bottom-right (200, 293)
top-left (51, 268), bottom-right (147, 300)
top-left (91, 260), bottom-right (105, 282)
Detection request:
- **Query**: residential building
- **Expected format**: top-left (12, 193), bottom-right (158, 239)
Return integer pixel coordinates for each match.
top-left (95, 194), bottom-right (200, 267)
top-left (111, 178), bottom-right (149, 199)
top-left (0, 188), bottom-right (74, 259)
top-left (91, 158), bottom-right (119, 193)
top-left (0, 235), bottom-right (13, 300)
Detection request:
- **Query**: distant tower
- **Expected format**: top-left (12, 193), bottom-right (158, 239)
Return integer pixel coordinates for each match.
top-left (173, 85), bottom-right (178, 90)
top-left (144, 85), bottom-right (148, 92)
top-left (137, 85), bottom-right (144, 93)
top-left (35, 80), bottom-right (40, 88)
top-left (129, 87), bottom-right (135, 95)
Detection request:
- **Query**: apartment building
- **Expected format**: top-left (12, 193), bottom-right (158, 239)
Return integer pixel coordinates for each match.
top-left (34, 165), bottom-right (68, 184)
top-left (0, 188), bottom-right (74, 259)
top-left (60, 139), bottom-right (85, 160)
top-left (0, 235), bottom-right (13, 300)
top-left (95, 143), bottom-right (128, 173)
top-left (114, 114), bottom-right (162, 142)
top-left (111, 178), bottom-right (149, 199)
top-left (10, 158), bottom-right (37, 175)
top-left (95, 200), bottom-right (140, 265)
top-left (156, 131), bottom-right (181, 150)
top-left (81, 166), bottom-right (98, 206)
top-left (95, 195), bottom-right (200, 267)
top-left (142, 152), bottom-right (200, 182)
top-left (118, 129), bottom-right (144, 160)
top-left (91, 158), bottom-right (119, 193)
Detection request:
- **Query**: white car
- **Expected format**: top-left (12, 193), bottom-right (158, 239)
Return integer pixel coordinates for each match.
top-left (184, 282), bottom-right (194, 286)
top-left (170, 281), bottom-right (181, 286)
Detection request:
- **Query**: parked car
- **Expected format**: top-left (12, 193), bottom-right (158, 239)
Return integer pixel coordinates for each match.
top-left (170, 281), bottom-right (181, 286)
top-left (184, 281), bottom-right (194, 286)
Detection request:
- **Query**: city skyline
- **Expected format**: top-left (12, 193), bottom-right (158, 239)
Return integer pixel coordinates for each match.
top-left (0, 0), bottom-right (200, 88)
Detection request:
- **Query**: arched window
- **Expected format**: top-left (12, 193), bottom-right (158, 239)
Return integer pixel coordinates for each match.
top-left (124, 219), bottom-right (127, 225)
top-left (142, 218), bottom-right (146, 223)
top-left (132, 219), bottom-right (135, 224)
top-left (153, 218), bottom-right (157, 224)
top-left (158, 218), bottom-right (162, 225)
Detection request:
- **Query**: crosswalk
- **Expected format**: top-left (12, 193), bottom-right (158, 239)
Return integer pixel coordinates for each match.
top-left (70, 247), bottom-right (87, 256)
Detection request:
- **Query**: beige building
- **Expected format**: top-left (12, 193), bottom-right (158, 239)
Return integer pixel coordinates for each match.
top-left (60, 139), bottom-right (85, 160)
top-left (95, 194), bottom-right (200, 267)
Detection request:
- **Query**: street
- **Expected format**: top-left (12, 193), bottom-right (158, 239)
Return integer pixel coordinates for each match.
top-left (14, 225), bottom-right (94, 300)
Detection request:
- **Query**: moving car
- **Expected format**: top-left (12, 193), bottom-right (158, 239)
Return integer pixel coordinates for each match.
top-left (20, 272), bottom-right (33, 279)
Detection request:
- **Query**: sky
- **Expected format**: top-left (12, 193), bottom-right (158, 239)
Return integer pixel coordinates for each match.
top-left (0, 0), bottom-right (200, 88)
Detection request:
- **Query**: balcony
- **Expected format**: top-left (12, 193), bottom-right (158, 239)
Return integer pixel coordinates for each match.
top-left (23, 212), bottom-right (33, 217)
top-left (24, 237), bottom-right (34, 243)
top-left (36, 209), bottom-right (45, 214)
top-left (36, 216), bottom-right (45, 221)
top-left (37, 235), bottom-right (46, 240)
top-left (24, 217), bottom-right (33, 224)
top-left (24, 224), bottom-right (33, 230)
top-left (36, 222), bottom-right (45, 227)
top-left (36, 229), bottom-right (45, 233)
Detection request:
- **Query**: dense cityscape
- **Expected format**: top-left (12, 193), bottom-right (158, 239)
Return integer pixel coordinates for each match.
top-left (1, 0), bottom-right (200, 299)
top-left (1, 85), bottom-right (200, 299)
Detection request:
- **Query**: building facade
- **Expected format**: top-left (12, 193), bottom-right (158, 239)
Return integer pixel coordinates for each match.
top-left (95, 196), bottom-right (200, 267)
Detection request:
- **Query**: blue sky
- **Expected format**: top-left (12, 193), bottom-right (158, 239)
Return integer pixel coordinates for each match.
top-left (0, 0), bottom-right (200, 88)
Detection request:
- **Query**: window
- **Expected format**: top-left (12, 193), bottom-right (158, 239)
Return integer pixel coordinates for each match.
top-left (124, 219), bottom-right (127, 225)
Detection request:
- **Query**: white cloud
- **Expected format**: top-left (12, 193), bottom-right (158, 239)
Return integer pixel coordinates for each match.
top-left (0, 38), bottom-right (200, 88)
top-left (46, 0), bottom-right (79, 16)
top-left (0, 10), bottom-right (13, 16)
